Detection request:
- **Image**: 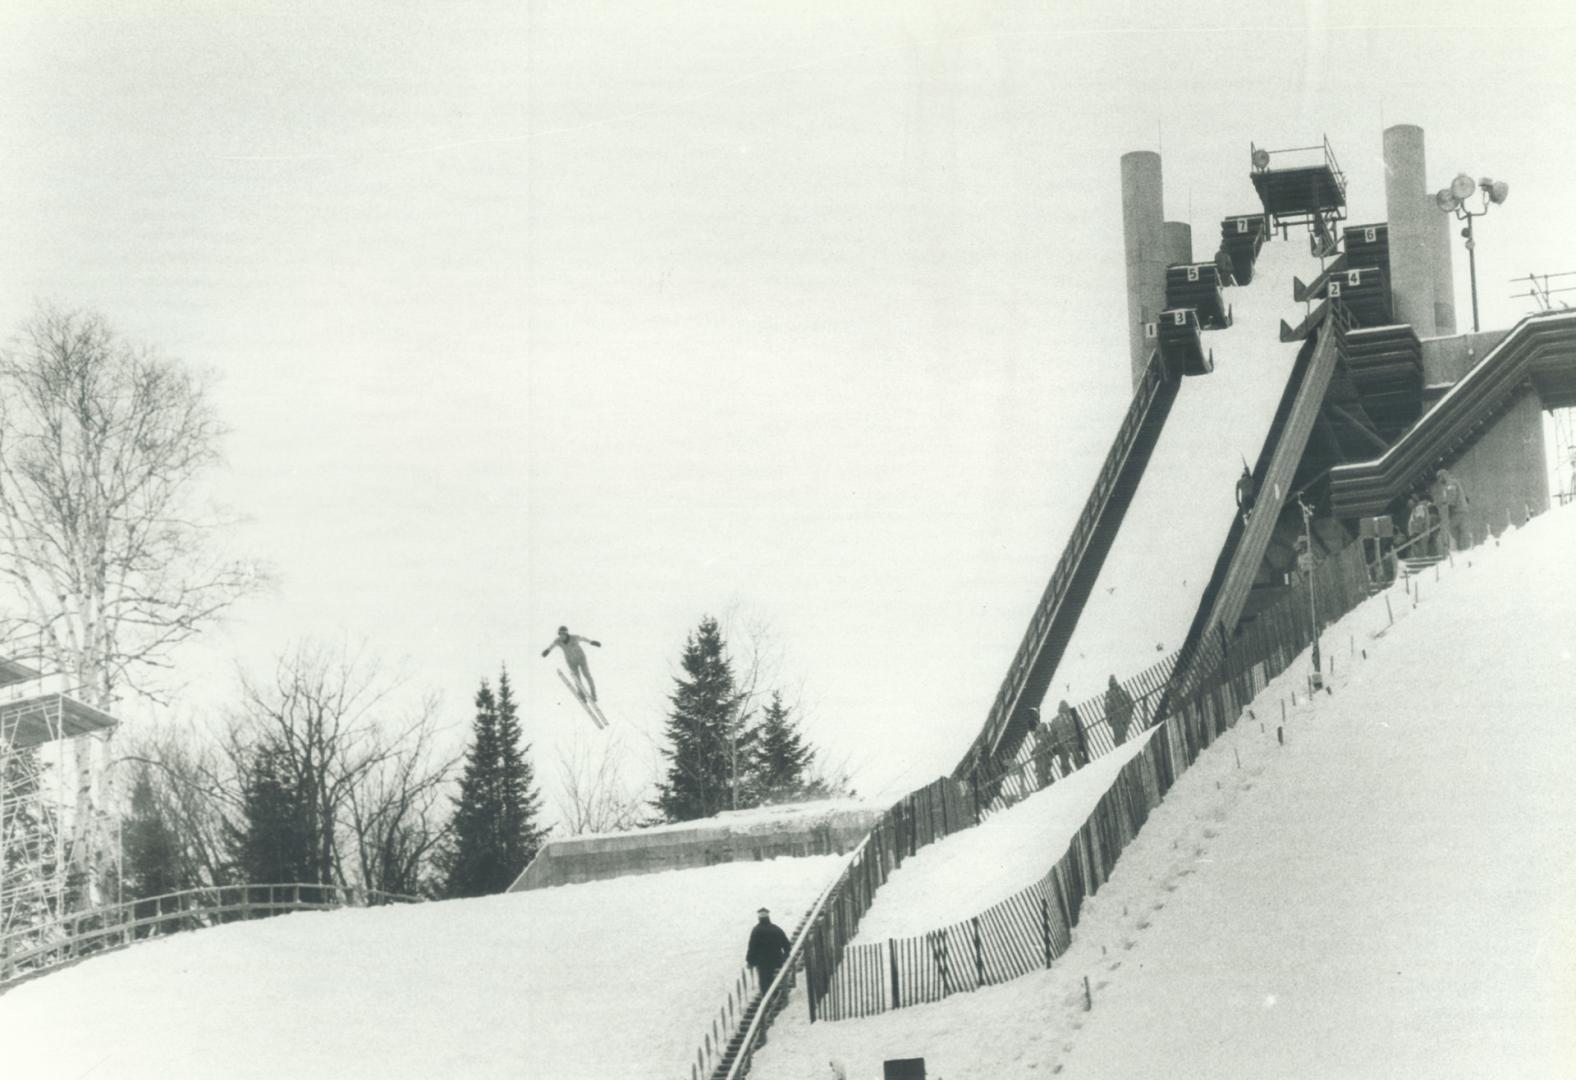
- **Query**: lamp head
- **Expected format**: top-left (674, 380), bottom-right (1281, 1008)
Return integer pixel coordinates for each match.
top-left (1435, 188), bottom-right (1461, 213)
top-left (1251, 147), bottom-right (1271, 171)
top-left (1450, 173), bottom-right (1477, 201)
top-left (1484, 179), bottom-right (1509, 204)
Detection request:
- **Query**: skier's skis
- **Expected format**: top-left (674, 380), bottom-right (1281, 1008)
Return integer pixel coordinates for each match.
top-left (556, 669), bottom-right (607, 729)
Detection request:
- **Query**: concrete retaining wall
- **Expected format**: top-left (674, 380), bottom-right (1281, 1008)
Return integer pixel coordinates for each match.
top-left (510, 803), bottom-right (881, 891)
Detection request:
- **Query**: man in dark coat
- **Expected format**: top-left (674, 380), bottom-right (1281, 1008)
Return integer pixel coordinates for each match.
top-left (746, 907), bottom-right (791, 994)
top-left (1103, 675), bottom-right (1136, 746)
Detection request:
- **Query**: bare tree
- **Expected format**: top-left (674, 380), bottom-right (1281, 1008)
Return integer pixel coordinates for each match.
top-left (0, 304), bottom-right (266, 707)
top-left (0, 304), bottom-right (266, 905)
top-left (554, 730), bottom-right (647, 836)
top-left (228, 640), bottom-right (456, 894)
top-left (342, 709), bottom-right (454, 896)
top-left (120, 723), bottom-right (241, 890)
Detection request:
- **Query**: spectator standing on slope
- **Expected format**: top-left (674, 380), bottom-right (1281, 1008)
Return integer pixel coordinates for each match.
top-left (1431, 468), bottom-right (1470, 552)
top-left (746, 907), bottom-right (791, 995)
top-left (1104, 675), bottom-right (1136, 746)
top-left (1028, 707), bottom-right (1055, 789)
top-left (1050, 700), bottom-right (1088, 775)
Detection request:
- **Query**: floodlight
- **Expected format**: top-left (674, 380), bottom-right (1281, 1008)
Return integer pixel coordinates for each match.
top-left (1436, 189), bottom-right (1461, 212)
top-left (1450, 173), bottom-right (1477, 200)
top-left (1251, 147), bottom-right (1271, 170)
top-left (1486, 179), bottom-right (1509, 204)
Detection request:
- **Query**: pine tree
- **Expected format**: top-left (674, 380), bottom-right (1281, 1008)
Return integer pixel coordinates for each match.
top-left (444, 681), bottom-right (502, 898)
top-left (655, 616), bottom-right (757, 822)
top-left (444, 672), bottom-right (548, 898)
top-left (753, 691), bottom-right (814, 803)
top-left (122, 767), bottom-right (186, 902)
top-left (495, 669), bottom-right (548, 878)
top-left (228, 742), bottom-right (316, 896)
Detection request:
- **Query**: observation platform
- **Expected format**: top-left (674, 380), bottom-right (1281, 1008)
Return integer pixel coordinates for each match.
top-left (1249, 137), bottom-right (1347, 247)
top-left (0, 692), bottom-right (118, 750)
top-left (0, 657), bottom-right (39, 689)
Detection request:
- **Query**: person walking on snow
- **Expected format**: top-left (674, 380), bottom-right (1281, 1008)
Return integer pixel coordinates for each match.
top-left (1050, 700), bottom-right (1088, 775)
top-left (1103, 675), bottom-right (1136, 746)
top-left (746, 907), bottom-right (791, 995)
top-left (542, 626), bottom-right (602, 703)
top-left (1028, 707), bottom-right (1055, 788)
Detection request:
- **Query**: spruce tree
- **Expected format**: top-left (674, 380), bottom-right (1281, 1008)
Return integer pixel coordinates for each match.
top-left (495, 669), bottom-right (548, 879)
top-left (122, 767), bottom-right (186, 902)
top-left (229, 742), bottom-right (316, 896)
top-left (444, 672), bottom-right (548, 897)
top-left (753, 690), bottom-right (814, 803)
top-left (655, 616), bottom-right (757, 822)
top-left (444, 681), bottom-right (502, 898)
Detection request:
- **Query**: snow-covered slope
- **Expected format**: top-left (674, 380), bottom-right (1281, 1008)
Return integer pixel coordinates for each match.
top-left (750, 505), bottom-right (1576, 1079)
top-left (854, 729), bottom-right (1154, 942)
top-left (0, 853), bottom-right (846, 1080)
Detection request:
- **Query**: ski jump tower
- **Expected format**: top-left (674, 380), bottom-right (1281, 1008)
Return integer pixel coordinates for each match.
top-left (0, 652), bottom-right (119, 939)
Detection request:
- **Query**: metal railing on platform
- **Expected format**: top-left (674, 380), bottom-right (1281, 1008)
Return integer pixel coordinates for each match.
top-left (0, 882), bottom-right (422, 989)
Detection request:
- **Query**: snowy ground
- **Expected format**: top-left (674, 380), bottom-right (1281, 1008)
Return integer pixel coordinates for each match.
top-left (854, 729), bottom-right (1154, 942)
top-left (751, 506), bottom-right (1576, 1080)
top-left (0, 853), bottom-right (845, 1080)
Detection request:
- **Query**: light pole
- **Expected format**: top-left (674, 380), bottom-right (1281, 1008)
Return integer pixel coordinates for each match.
top-left (1436, 173), bottom-right (1509, 333)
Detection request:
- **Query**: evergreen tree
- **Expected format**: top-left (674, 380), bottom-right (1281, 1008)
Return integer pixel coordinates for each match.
top-left (228, 742), bottom-right (316, 895)
top-left (655, 616), bottom-right (757, 822)
top-left (444, 681), bottom-right (502, 898)
top-left (444, 672), bottom-right (548, 897)
top-left (122, 767), bottom-right (187, 901)
top-left (752, 691), bottom-right (814, 802)
top-left (495, 669), bottom-right (548, 877)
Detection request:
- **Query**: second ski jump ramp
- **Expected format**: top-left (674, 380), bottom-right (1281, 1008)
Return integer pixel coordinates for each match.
top-left (1030, 236), bottom-right (1320, 705)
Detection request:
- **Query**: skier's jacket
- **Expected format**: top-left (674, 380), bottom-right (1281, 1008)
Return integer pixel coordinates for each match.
top-left (746, 919), bottom-right (791, 969)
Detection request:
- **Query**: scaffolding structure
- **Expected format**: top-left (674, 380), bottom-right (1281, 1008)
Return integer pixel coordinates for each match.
top-left (0, 654), bottom-right (119, 944)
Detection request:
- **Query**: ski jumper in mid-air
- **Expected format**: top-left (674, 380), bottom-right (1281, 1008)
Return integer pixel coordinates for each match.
top-left (543, 626), bottom-right (601, 703)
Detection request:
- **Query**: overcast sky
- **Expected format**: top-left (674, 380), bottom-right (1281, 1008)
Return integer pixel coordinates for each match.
top-left (3, 1), bottom-right (1574, 809)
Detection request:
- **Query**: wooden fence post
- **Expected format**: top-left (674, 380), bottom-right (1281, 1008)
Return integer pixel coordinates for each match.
top-left (1040, 894), bottom-right (1054, 966)
top-left (972, 917), bottom-right (985, 986)
top-left (888, 937), bottom-right (900, 1009)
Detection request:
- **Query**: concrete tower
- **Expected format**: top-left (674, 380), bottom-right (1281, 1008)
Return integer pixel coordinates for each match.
top-left (1122, 151), bottom-right (1166, 390)
top-left (1384, 124), bottom-right (1455, 338)
top-left (1163, 221), bottom-right (1193, 269)
top-left (1430, 191), bottom-right (1458, 335)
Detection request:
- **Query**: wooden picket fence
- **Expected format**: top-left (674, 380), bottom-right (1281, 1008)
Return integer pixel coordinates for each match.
top-left (809, 536), bottom-right (1376, 1022)
top-left (698, 524), bottom-right (1466, 1065)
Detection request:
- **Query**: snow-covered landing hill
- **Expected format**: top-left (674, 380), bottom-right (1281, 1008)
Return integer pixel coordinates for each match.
top-left (751, 505), bottom-right (1576, 1080)
top-left (0, 851), bottom-right (846, 1079)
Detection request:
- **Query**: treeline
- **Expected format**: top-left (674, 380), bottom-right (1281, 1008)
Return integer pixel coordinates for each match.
top-left (121, 645), bottom-right (548, 904)
top-left (655, 615), bottom-right (845, 822)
